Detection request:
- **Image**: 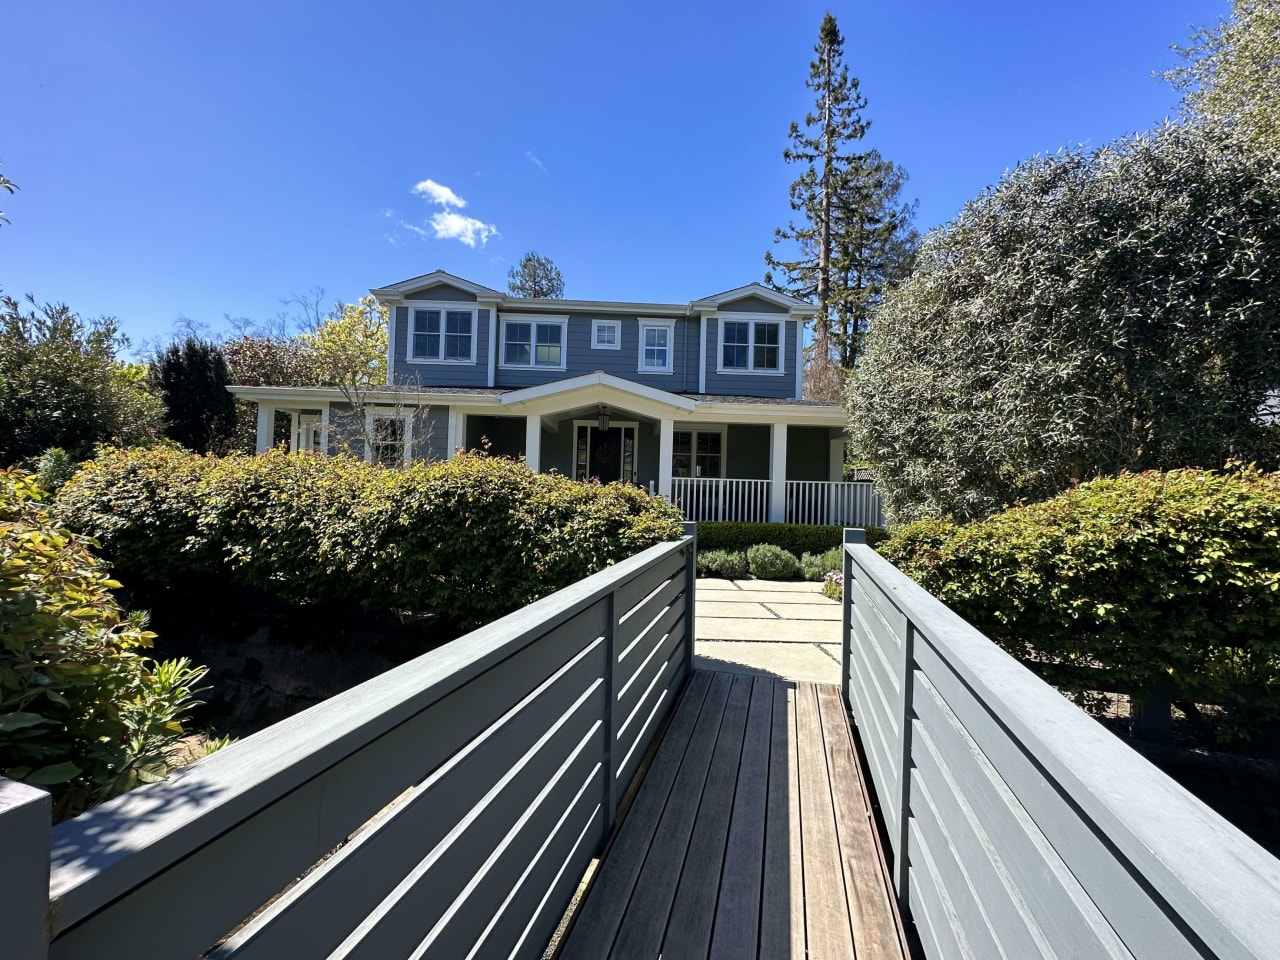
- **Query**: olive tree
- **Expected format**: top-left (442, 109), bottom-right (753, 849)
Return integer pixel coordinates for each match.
top-left (849, 123), bottom-right (1280, 523)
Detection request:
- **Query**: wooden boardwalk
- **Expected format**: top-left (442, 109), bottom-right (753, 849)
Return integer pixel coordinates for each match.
top-left (559, 670), bottom-right (909, 960)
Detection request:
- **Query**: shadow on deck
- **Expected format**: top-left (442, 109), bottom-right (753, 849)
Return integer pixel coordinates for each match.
top-left (559, 669), bottom-right (910, 960)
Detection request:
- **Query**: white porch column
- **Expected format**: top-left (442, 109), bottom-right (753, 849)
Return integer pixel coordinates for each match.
top-left (769, 422), bottom-right (788, 523)
top-left (525, 414), bottom-right (542, 472)
top-left (320, 403), bottom-right (331, 455)
top-left (255, 404), bottom-right (275, 454)
top-left (289, 412), bottom-right (300, 452)
top-left (447, 410), bottom-right (462, 460)
top-left (829, 435), bottom-right (845, 482)
top-left (658, 418), bottom-right (674, 499)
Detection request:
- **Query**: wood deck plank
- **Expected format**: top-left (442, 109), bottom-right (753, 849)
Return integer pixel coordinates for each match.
top-left (816, 685), bottom-right (907, 960)
top-left (758, 680), bottom-right (805, 960)
top-left (796, 682), bottom-right (856, 960)
top-left (605, 673), bottom-right (738, 960)
top-left (557, 670), bottom-right (718, 960)
top-left (708, 676), bottom-right (774, 960)
top-left (660, 674), bottom-right (755, 958)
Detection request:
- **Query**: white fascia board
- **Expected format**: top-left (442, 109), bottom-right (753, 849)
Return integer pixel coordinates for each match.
top-left (689, 283), bottom-right (809, 311)
top-left (369, 269), bottom-right (503, 300)
top-left (690, 400), bottom-right (846, 427)
top-left (227, 385), bottom-right (503, 409)
top-left (506, 297), bottom-right (686, 315)
top-left (499, 371), bottom-right (696, 412)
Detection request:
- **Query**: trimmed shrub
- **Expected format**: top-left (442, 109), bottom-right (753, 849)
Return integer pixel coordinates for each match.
top-left (1, 470), bottom-right (207, 819)
top-left (698, 521), bottom-right (888, 556)
top-left (801, 546), bottom-right (845, 582)
top-left (697, 549), bottom-right (750, 580)
top-left (746, 544), bottom-right (802, 580)
top-left (54, 448), bottom-right (685, 629)
top-left (880, 466), bottom-right (1280, 736)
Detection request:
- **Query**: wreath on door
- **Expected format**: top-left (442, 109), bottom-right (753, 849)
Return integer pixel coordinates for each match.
top-left (595, 442), bottom-right (615, 465)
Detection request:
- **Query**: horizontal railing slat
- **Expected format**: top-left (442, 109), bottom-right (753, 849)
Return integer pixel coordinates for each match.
top-left (618, 574), bottom-right (684, 657)
top-left (842, 534), bottom-right (1280, 960)
top-left (616, 550), bottom-right (686, 621)
top-left (213, 627), bottom-right (608, 959)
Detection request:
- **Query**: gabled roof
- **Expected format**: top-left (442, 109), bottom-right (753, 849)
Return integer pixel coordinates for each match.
top-left (369, 269), bottom-right (503, 300)
top-left (500, 371), bottom-right (697, 414)
top-left (689, 283), bottom-right (815, 314)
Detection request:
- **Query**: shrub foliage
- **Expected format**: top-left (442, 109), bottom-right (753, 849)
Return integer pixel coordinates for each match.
top-left (880, 466), bottom-right (1280, 735)
top-left (850, 123), bottom-right (1280, 523)
top-left (696, 549), bottom-right (750, 580)
top-left (1, 471), bottom-right (207, 818)
top-left (746, 544), bottom-right (803, 580)
top-left (54, 448), bottom-right (685, 629)
top-left (697, 521), bottom-right (887, 557)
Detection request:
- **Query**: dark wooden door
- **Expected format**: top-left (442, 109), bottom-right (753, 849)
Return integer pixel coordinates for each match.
top-left (588, 427), bottom-right (622, 482)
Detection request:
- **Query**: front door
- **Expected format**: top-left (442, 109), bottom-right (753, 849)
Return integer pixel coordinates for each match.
top-left (575, 423), bottom-right (637, 484)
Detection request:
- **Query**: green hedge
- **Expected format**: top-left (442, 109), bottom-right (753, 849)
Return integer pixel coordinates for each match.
top-left (1, 470), bottom-right (207, 818)
top-left (54, 448), bottom-right (685, 629)
top-left (696, 521), bottom-right (888, 556)
top-left (880, 466), bottom-right (1280, 737)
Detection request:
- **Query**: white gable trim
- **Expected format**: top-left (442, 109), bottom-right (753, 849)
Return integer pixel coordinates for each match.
top-left (499, 371), bottom-right (697, 413)
top-left (369, 269), bottom-right (503, 300)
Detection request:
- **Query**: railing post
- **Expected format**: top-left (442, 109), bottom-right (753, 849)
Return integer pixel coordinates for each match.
top-left (604, 588), bottom-right (620, 829)
top-left (0, 778), bottom-right (51, 960)
top-left (682, 521), bottom-right (697, 680)
top-left (895, 621), bottom-right (917, 900)
top-left (840, 527), bottom-right (864, 710)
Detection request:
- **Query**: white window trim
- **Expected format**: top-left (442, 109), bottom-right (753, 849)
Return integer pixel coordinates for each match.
top-left (637, 318), bottom-right (676, 374)
top-left (364, 410), bottom-right (414, 466)
top-left (591, 318), bottom-right (622, 350)
top-left (715, 313), bottom-right (787, 375)
top-left (405, 302), bottom-right (479, 365)
top-left (670, 425), bottom-right (728, 479)
top-left (498, 314), bottom-right (570, 371)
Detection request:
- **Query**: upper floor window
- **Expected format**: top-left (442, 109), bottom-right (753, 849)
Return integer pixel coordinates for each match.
top-left (410, 306), bottom-right (475, 363)
top-left (719, 318), bottom-right (783, 373)
top-left (501, 316), bottom-right (567, 369)
top-left (592, 319), bottom-right (621, 350)
top-left (638, 320), bottom-right (674, 373)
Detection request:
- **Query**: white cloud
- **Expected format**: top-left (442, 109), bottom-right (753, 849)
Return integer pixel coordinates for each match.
top-left (526, 151), bottom-right (548, 174)
top-left (405, 178), bottom-right (499, 247)
top-left (428, 210), bottom-right (499, 248)
top-left (412, 179), bottom-right (466, 208)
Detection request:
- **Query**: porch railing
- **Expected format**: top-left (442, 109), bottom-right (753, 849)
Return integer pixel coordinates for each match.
top-left (0, 527), bottom-right (698, 960)
top-left (840, 528), bottom-right (1280, 958)
top-left (671, 477), bottom-right (770, 523)
top-left (786, 479), bottom-right (884, 527)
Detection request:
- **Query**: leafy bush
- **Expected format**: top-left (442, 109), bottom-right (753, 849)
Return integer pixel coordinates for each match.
top-left (822, 570), bottom-right (844, 601)
top-left (54, 448), bottom-right (685, 629)
top-left (801, 546), bottom-right (845, 581)
top-left (30, 447), bottom-right (78, 494)
top-left (1, 471), bottom-right (207, 818)
top-left (697, 549), bottom-right (750, 580)
top-left (698, 521), bottom-right (888, 556)
top-left (746, 544), bottom-right (802, 580)
top-left (880, 466), bottom-right (1280, 736)
top-left (851, 123), bottom-right (1280, 524)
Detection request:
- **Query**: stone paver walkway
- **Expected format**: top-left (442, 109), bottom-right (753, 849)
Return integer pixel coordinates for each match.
top-left (694, 578), bottom-right (843, 684)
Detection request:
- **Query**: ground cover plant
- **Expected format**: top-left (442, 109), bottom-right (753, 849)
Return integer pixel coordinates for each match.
top-left (54, 447), bottom-right (686, 630)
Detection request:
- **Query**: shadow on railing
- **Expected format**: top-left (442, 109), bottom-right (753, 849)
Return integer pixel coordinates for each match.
top-left (840, 527), bottom-right (1280, 959)
top-left (0, 526), bottom-right (699, 960)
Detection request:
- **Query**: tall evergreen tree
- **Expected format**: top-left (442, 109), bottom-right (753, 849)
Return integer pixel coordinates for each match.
top-left (507, 252), bottom-right (565, 298)
top-left (766, 14), bottom-right (915, 396)
top-left (153, 338), bottom-right (236, 453)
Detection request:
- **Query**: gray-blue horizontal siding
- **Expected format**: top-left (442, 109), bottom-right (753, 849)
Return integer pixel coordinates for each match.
top-left (415, 406), bottom-right (450, 462)
top-left (495, 315), bottom-right (700, 393)
top-left (405, 284), bottom-right (479, 302)
top-left (716, 294), bottom-right (788, 315)
top-left (702, 317), bottom-right (800, 399)
top-left (392, 306), bottom-right (491, 388)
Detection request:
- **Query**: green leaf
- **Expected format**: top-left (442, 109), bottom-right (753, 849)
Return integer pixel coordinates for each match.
top-left (24, 761), bottom-right (82, 785)
top-left (0, 711), bottom-right (48, 732)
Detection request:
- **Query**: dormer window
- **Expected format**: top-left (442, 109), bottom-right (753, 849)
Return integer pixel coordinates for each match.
top-left (719, 317), bottom-right (783, 373)
top-left (409, 305), bottom-right (476, 363)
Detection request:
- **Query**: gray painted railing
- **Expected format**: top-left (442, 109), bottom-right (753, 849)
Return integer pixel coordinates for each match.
top-left (0, 527), bottom-right (697, 960)
top-left (840, 528), bottom-right (1280, 959)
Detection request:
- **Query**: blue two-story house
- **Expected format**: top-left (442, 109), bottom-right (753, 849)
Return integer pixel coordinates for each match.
top-left (231, 270), bottom-right (880, 525)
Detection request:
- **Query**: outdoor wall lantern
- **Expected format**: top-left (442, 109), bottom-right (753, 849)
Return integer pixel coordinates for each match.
top-left (597, 406), bottom-right (611, 431)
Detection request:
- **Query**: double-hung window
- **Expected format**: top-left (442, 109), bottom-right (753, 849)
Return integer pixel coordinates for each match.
top-left (501, 316), bottom-right (567, 369)
top-left (671, 430), bottom-right (723, 478)
top-left (638, 320), bottom-right (674, 373)
top-left (368, 415), bottom-right (409, 467)
top-left (410, 306), bottom-right (475, 363)
top-left (719, 317), bottom-right (783, 373)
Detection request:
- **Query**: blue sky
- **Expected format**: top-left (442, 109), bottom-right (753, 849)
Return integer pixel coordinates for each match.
top-left (3, 0), bottom-right (1224, 348)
